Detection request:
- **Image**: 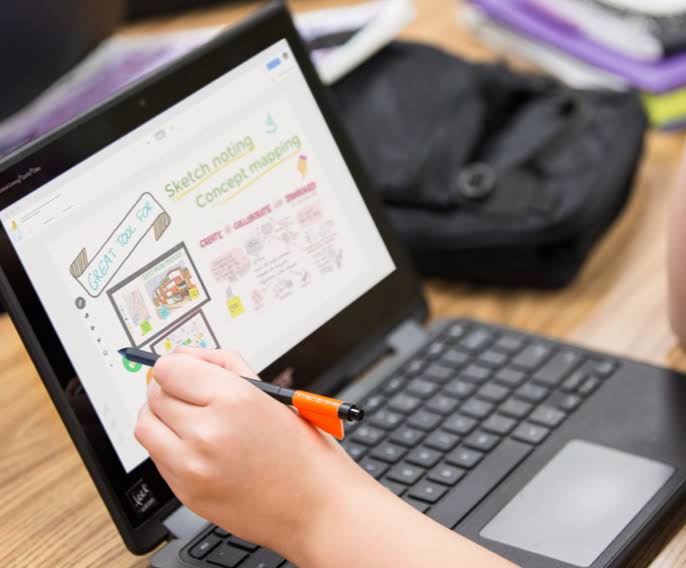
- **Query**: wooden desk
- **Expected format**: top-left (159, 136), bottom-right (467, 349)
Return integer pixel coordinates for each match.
top-left (1, 0), bottom-right (686, 565)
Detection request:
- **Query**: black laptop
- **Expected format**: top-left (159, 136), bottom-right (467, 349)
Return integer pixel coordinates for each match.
top-left (1, 3), bottom-right (685, 567)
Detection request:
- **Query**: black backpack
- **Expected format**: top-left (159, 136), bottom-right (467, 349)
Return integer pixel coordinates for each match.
top-left (333, 41), bottom-right (647, 288)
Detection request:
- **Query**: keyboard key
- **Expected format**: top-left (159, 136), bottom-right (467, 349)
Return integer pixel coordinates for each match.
top-left (441, 348), bottom-right (469, 368)
top-left (445, 323), bottom-right (466, 340)
top-left (549, 392), bottom-right (582, 411)
top-left (408, 480), bottom-right (448, 503)
top-left (371, 442), bottom-right (407, 463)
top-left (529, 405), bottom-right (566, 428)
top-left (425, 363), bottom-right (454, 383)
top-left (579, 376), bottom-right (602, 396)
top-left (407, 378), bottom-right (439, 398)
top-left (460, 328), bottom-right (492, 351)
top-left (464, 430), bottom-right (500, 452)
top-left (213, 527), bottom-right (229, 538)
top-left (388, 462), bottom-right (425, 485)
top-left (388, 393), bottom-right (422, 414)
top-left (341, 441), bottom-right (367, 460)
top-left (442, 413), bottom-right (477, 435)
top-left (561, 370), bottom-right (586, 392)
top-left (478, 350), bottom-right (508, 368)
top-left (446, 446), bottom-right (484, 469)
top-left (424, 430), bottom-right (460, 452)
top-left (380, 478), bottom-right (407, 496)
top-left (494, 367), bottom-right (526, 387)
top-left (429, 440), bottom-right (532, 528)
top-left (592, 359), bottom-right (617, 377)
top-left (512, 422), bottom-right (550, 445)
top-left (405, 359), bottom-right (425, 375)
top-left (499, 397), bottom-right (533, 419)
top-left (390, 426), bottom-right (425, 447)
top-left (494, 334), bottom-right (524, 353)
top-left (428, 463), bottom-right (465, 486)
top-left (425, 394), bottom-right (460, 414)
top-left (514, 383), bottom-right (549, 403)
top-left (190, 534), bottom-right (222, 559)
top-left (359, 457), bottom-right (389, 479)
top-left (369, 409), bottom-right (404, 430)
top-left (206, 544), bottom-right (249, 567)
top-left (460, 398), bottom-right (494, 419)
top-left (512, 343), bottom-right (551, 370)
top-left (443, 378), bottom-right (476, 399)
top-left (482, 414), bottom-right (516, 435)
top-left (406, 446), bottom-right (442, 468)
top-left (351, 425), bottom-right (385, 446)
top-left (476, 383), bottom-right (510, 403)
top-left (383, 376), bottom-right (407, 395)
top-left (402, 495), bottom-right (430, 513)
top-left (461, 365), bottom-right (492, 384)
top-left (240, 548), bottom-right (284, 568)
top-left (533, 351), bottom-right (581, 386)
top-left (425, 340), bottom-right (446, 359)
top-left (408, 410), bottom-right (442, 431)
top-left (227, 536), bottom-right (259, 551)
top-left (364, 395), bottom-right (385, 412)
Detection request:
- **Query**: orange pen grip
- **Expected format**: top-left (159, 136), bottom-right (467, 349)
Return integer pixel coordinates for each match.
top-left (292, 391), bottom-right (345, 440)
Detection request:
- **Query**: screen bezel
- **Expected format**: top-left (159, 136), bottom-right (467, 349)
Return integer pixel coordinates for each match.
top-left (0, 1), bottom-right (426, 555)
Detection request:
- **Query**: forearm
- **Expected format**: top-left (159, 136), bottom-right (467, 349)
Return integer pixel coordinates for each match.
top-left (668, 153), bottom-right (686, 346)
top-left (285, 466), bottom-right (516, 568)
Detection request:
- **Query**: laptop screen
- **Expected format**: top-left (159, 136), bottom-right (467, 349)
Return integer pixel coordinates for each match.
top-left (0, 39), bottom-right (395, 473)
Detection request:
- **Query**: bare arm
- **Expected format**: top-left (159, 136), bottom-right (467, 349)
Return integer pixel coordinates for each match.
top-left (294, 467), bottom-right (516, 568)
top-left (668, 150), bottom-right (686, 346)
top-left (135, 347), bottom-right (516, 568)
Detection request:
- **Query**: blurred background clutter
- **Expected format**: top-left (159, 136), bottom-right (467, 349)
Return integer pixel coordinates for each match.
top-left (0, 0), bottom-right (414, 159)
top-left (0, 0), bottom-right (681, 290)
top-left (464, 0), bottom-right (686, 130)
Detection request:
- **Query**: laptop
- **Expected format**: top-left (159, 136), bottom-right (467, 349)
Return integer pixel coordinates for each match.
top-left (0, 3), bottom-right (685, 567)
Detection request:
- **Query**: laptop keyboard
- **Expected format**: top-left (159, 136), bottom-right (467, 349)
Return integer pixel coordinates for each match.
top-left (180, 320), bottom-right (617, 567)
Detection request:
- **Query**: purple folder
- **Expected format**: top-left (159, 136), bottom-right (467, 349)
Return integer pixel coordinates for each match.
top-left (469, 0), bottom-right (686, 93)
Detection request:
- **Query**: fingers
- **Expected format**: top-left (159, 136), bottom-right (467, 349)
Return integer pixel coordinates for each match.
top-left (174, 346), bottom-right (260, 380)
top-left (153, 353), bottom-right (239, 405)
top-left (134, 403), bottom-right (183, 468)
top-left (147, 380), bottom-right (201, 439)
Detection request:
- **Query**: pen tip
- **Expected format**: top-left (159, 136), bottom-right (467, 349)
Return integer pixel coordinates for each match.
top-left (117, 348), bottom-right (127, 356)
top-left (348, 406), bottom-right (364, 422)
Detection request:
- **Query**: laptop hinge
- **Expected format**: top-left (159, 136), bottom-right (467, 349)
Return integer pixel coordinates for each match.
top-left (162, 505), bottom-right (208, 540)
top-left (337, 317), bottom-right (427, 403)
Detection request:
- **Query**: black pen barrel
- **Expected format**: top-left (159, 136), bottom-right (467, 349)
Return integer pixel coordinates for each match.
top-left (243, 377), bottom-right (295, 405)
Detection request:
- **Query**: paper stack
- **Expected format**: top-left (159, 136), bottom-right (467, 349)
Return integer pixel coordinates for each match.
top-left (465, 0), bottom-right (686, 129)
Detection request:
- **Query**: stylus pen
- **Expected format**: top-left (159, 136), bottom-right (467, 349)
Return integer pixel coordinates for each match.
top-left (118, 347), bottom-right (364, 439)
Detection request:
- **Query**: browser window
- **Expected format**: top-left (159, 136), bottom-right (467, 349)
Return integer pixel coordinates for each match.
top-left (0, 39), bottom-right (395, 472)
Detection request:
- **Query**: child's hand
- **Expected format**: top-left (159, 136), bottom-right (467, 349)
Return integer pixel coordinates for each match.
top-left (134, 347), bottom-right (361, 556)
top-left (135, 347), bottom-right (516, 568)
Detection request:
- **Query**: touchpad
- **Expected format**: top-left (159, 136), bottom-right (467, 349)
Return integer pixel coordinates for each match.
top-left (480, 440), bottom-right (674, 567)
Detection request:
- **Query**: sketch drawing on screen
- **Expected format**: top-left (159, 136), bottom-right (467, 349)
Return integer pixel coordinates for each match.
top-left (69, 192), bottom-right (171, 298)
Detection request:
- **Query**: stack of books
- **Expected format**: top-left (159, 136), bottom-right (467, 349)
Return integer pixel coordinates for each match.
top-left (465, 0), bottom-right (686, 129)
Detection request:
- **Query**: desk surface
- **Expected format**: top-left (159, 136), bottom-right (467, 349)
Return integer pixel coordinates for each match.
top-left (2, 0), bottom-right (686, 566)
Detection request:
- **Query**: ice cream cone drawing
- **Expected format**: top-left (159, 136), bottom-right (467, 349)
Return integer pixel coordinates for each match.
top-left (297, 154), bottom-right (308, 178)
top-left (10, 220), bottom-right (17, 231)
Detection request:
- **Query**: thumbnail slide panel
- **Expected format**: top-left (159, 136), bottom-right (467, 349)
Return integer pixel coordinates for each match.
top-left (108, 242), bottom-right (210, 348)
top-left (150, 309), bottom-right (220, 355)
